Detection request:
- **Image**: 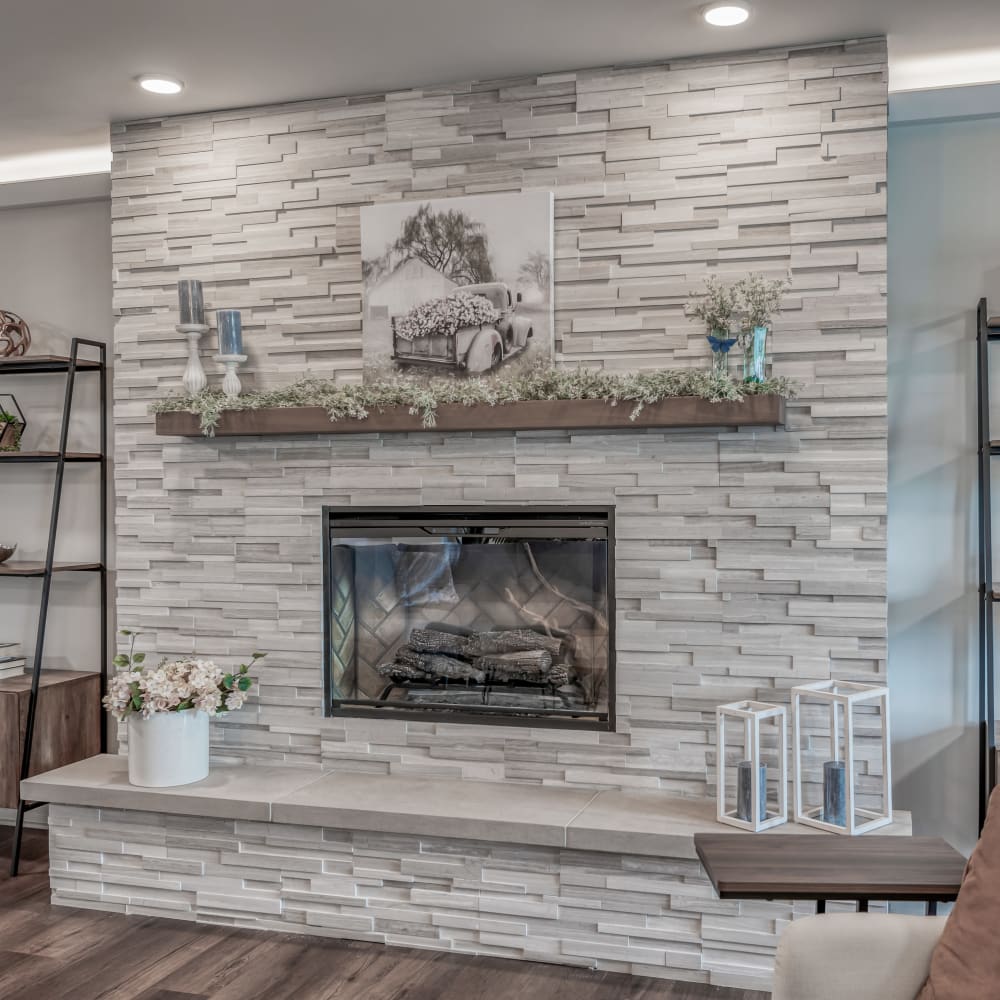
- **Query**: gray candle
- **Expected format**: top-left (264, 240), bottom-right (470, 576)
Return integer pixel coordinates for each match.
top-left (824, 760), bottom-right (847, 826)
top-left (217, 310), bottom-right (243, 356)
top-left (737, 760), bottom-right (766, 822)
top-left (177, 279), bottom-right (205, 326)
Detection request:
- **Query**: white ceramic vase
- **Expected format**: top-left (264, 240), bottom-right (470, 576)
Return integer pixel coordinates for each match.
top-left (128, 709), bottom-right (210, 787)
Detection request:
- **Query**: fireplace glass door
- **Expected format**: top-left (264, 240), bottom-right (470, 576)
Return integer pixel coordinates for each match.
top-left (324, 507), bottom-right (614, 729)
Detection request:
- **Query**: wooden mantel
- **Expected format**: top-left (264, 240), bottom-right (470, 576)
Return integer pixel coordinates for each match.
top-left (154, 395), bottom-right (786, 438)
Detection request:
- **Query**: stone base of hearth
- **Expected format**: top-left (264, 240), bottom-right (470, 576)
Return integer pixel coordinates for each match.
top-left (48, 803), bottom-right (802, 991)
top-left (28, 757), bottom-right (910, 991)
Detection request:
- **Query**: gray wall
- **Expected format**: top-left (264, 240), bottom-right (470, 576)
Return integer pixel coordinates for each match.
top-left (111, 38), bottom-right (889, 796)
top-left (887, 114), bottom-right (1000, 855)
top-left (0, 197), bottom-right (113, 824)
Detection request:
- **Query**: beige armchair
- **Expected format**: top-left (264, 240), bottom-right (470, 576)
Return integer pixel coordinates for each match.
top-left (773, 914), bottom-right (947, 1000)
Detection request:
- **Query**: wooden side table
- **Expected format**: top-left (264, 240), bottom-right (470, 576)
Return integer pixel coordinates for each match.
top-left (0, 670), bottom-right (101, 808)
top-left (695, 834), bottom-right (967, 915)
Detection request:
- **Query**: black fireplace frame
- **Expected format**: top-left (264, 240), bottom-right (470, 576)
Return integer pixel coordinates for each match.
top-left (321, 505), bottom-right (616, 731)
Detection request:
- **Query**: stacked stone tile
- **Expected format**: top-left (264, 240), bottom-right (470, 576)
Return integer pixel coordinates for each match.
top-left (53, 803), bottom-right (873, 990)
top-left (110, 38), bottom-right (888, 797)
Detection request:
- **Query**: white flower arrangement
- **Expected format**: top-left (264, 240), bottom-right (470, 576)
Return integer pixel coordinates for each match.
top-left (394, 291), bottom-right (500, 341)
top-left (687, 276), bottom-right (737, 335)
top-left (735, 272), bottom-right (788, 334)
top-left (102, 629), bottom-right (264, 721)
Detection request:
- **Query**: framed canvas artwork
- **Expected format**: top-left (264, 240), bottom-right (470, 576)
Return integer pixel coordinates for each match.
top-left (361, 191), bottom-right (553, 380)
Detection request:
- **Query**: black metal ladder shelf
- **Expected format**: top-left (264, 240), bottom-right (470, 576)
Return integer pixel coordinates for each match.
top-left (976, 299), bottom-right (1000, 829)
top-left (0, 340), bottom-right (108, 875)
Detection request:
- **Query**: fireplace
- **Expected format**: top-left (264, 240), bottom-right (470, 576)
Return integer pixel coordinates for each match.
top-left (323, 506), bottom-right (615, 729)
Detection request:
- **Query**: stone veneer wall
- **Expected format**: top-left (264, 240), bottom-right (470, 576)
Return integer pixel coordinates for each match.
top-left (53, 803), bottom-right (866, 990)
top-left (111, 39), bottom-right (888, 795)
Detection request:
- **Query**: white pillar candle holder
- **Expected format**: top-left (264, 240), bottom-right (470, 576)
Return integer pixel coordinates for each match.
top-left (716, 700), bottom-right (788, 832)
top-left (792, 680), bottom-right (892, 836)
top-left (215, 353), bottom-right (247, 399)
top-left (179, 323), bottom-right (209, 394)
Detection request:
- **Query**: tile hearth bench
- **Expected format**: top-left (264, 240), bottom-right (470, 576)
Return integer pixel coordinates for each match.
top-left (22, 755), bottom-right (912, 992)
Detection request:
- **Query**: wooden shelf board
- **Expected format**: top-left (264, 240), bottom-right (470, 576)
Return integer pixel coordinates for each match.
top-left (0, 561), bottom-right (104, 577)
top-left (0, 669), bottom-right (100, 693)
top-left (0, 451), bottom-right (102, 463)
top-left (156, 395), bottom-right (787, 439)
top-left (0, 355), bottom-right (102, 375)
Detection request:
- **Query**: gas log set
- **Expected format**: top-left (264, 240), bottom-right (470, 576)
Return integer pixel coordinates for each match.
top-left (377, 626), bottom-right (573, 690)
top-left (325, 508), bottom-right (613, 725)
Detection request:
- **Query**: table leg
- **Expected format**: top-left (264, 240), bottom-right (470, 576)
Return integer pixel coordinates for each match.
top-left (858, 899), bottom-right (869, 913)
top-left (816, 899), bottom-right (826, 915)
top-left (927, 901), bottom-right (938, 916)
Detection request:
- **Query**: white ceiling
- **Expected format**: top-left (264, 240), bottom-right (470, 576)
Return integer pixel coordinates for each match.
top-left (3, 0), bottom-right (1000, 182)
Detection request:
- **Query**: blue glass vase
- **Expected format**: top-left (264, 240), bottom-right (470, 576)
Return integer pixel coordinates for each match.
top-left (708, 329), bottom-right (734, 378)
top-left (743, 325), bottom-right (768, 383)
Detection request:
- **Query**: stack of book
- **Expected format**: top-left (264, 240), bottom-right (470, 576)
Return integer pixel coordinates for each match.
top-left (0, 642), bottom-right (27, 680)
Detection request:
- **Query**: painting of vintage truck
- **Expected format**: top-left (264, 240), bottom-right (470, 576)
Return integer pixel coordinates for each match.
top-left (391, 282), bottom-right (534, 373)
top-left (361, 191), bottom-right (553, 379)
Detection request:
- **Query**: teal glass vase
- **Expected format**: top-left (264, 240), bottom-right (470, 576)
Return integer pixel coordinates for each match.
top-left (743, 325), bottom-right (768, 383)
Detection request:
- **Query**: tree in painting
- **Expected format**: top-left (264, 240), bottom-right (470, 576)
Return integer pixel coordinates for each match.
top-left (393, 205), bottom-right (495, 284)
top-left (518, 250), bottom-right (551, 300)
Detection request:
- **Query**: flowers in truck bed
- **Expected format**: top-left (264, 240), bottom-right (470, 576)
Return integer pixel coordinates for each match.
top-left (394, 292), bottom-right (500, 341)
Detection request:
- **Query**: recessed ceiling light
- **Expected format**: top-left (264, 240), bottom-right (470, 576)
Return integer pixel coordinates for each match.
top-left (703, 2), bottom-right (750, 26)
top-left (137, 75), bottom-right (184, 95)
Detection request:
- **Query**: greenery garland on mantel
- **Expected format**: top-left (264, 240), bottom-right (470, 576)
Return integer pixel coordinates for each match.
top-left (150, 364), bottom-right (796, 437)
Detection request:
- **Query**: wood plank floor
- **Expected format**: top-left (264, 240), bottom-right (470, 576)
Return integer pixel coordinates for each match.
top-left (0, 830), bottom-right (769, 1000)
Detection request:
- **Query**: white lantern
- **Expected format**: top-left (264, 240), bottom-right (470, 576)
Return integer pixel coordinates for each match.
top-left (716, 700), bottom-right (788, 832)
top-left (792, 680), bottom-right (892, 836)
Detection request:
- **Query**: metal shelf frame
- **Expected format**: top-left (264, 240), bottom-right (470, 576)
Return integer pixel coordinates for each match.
top-left (977, 298), bottom-right (999, 830)
top-left (0, 340), bottom-right (108, 874)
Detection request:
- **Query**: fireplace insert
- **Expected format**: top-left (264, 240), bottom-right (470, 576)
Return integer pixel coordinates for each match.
top-left (323, 506), bottom-right (614, 729)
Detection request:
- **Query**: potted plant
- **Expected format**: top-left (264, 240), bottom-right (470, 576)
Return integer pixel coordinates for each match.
top-left (687, 277), bottom-right (738, 378)
top-left (103, 629), bottom-right (265, 787)
top-left (0, 394), bottom-right (25, 452)
top-left (735, 273), bottom-right (788, 383)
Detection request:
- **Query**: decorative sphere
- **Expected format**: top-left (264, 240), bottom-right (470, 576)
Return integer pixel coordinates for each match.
top-left (0, 311), bottom-right (31, 358)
